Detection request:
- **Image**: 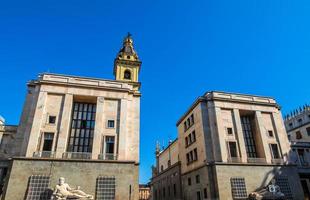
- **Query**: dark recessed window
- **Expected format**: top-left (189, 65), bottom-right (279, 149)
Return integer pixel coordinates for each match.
top-left (196, 175), bottom-right (200, 184)
top-left (188, 177), bottom-right (191, 186)
top-left (306, 127), bottom-right (310, 136)
top-left (204, 188), bottom-right (208, 198)
top-left (289, 123), bottom-right (293, 127)
top-left (107, 120), bottom-right (115, 128)
top-left (298, 118), bottom-right (303, 124)
top-left (227, 127), bottom-right (233, 135)
top-left (268, 130), bottom-right (274, 137)
top-left (48, 116), bottom-right (56, 124)
top-left (296, 131), bottom-right (302, 139)
top-left (127, 55), bottom-right (130, 59)
top-left (270, 143), bottom-right (280, 159)
top-left (124, 70), bottom-right (131, 80)
top-left (228, 142), bottom-right (238, 158)
top-left (161, 165), bottom-right (164, 172)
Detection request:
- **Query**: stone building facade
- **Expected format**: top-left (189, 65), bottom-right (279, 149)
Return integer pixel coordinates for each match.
top-left (152, 91), bottom-right (304, 200)
top-left (284, 105), bottom-right (310, 199)
top-left (151, 139), bottom-right (182, 200)
top-left (0, 34), bottom-right (141, 200)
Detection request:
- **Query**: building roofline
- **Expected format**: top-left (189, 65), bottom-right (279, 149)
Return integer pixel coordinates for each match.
top-left (158, 138), bottom-right (178, 156)
top-left (176, 91), bottom-right (279, 126)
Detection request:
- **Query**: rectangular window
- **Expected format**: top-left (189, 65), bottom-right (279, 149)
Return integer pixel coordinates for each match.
top-left (188, 177), bottom-right (191, 186)
top-left (298, 149), bottom-right (307, 165)
top-left (307, 127), bottom-right (310, 136)
top-left (42, 132), bottom-right (54, 151)
top-left (196, 191), bottom-right (201, 200)
top-left (191, 114), bottom-right (195, 124)
top-left (184, 122), bottom-right (187, 131)
top-left (268, 130), bottom-right (274, 137)
top-left (96, 176), bottom-right (116, 200)
top-left (192, 131), bottom-right (196, 142)
top-left (270, 144), bottom-right (280, 159)
top-left (26, 175), bottom-right (50, 200)
top-left (228, 142), bottom-right (238, 158)
top-left (68, 102), bottom-right (96, 153)
top-left (193, 148), bottom-right (198, 161)
top-left (241, 116), bottom-right (257, 158)
top-left (203, 188), bottom-right (208, 199)
top-left (296, 131), bottom-right (302, 139)
top-left (173, 184), bottom-right (176, 196)
top-left (196, 175), bottom-right (200, 184)
top-left (107, 120), bottom-right (115, 128)
top-left (227, 127), bottom-right (233, 135)
top-left (105, 136), bottom-right (115, 159)
top-left (48, 116), bottom-right (56, 124)
top-left (186, 153), bottom-right (190, 164)
top-left (185, 137), bottom-right (189, 147)
top-left (230, 177), bottom-right (247, 199)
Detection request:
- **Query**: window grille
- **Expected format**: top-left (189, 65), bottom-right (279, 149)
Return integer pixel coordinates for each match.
top-left (275, 176), bottom-right (293, 200)
top-left (230, 177), bottom-right (247, 199)
top-left (96, 176), bottom-right (116, 200)
top-left (26, 175), bottom-right (50, 200)
top-left (241, 116), bottom-right (257, 158)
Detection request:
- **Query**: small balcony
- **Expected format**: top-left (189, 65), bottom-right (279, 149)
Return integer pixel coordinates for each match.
top-left (247, 157), bottom-right (267, 164)
top-left (62, 152), bottom-right (91, 160)
top-left (227, 157), bottom-right (242, 163)
top-left (33, 151), bottom-right (55, 158)
top-left (98, 153), bottom-right (118, 161)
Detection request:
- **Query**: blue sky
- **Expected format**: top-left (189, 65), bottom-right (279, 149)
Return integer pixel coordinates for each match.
top-left (0, 0), bottom-right (310, 184)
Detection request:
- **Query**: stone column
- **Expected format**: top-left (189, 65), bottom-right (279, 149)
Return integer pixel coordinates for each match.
top-left (209, 105), bottom-right (226, 162)
top-left (255, 111), bottom-right (272, 163)
top-left (118, 99), bottom-right (128, 160)
top-left (271, 112), bottom-right (291, 161)
top-left (55, 94), bottom-right (73, 158)
top-left (233, 109), bottom-right (247, 162)
top-left (92, 96), bottom-right (104, 159)
top-left (25, 91), bottom-right (48, 157)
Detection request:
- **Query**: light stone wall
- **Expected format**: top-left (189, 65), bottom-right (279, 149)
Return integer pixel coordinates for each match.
top-left (158, 139), bottom-right (179, 172)
top-left (4, 158), bottom-right (139, 200)
top-left (14, 73), bottom-right (140, 163)
top-left (215, 164), bottom-right (304, 200)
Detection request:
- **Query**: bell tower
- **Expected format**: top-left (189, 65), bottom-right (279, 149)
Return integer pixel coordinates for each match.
top-left (114, 33), bottom-right (141, 90)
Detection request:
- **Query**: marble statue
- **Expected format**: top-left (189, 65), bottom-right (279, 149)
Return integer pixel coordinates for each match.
top-left (51, 177), bottom-right (94, 200)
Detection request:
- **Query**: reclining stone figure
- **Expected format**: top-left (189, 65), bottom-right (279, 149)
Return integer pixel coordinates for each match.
top-left (51, 177), bottom-right (93, 200)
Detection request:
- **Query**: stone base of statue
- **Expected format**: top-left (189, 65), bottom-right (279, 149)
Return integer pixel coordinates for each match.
top-left (248, 180), bottom-right (285, 200)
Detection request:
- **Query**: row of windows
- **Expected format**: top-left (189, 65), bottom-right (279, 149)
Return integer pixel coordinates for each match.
top-left (288, 115), bottom-right (310, 128)
top-left (184, 114), bottom-right (195, 131)
top-left (154, 184), bottom-right (177, 200)
top-left (185, 130), bottom-right (196, 147)
top-left (292, 127), bottom-right (310, 140)
top-left (226, 140), bottom-right (281, 160)
top-left (186, 148), bottom-right (198, 164)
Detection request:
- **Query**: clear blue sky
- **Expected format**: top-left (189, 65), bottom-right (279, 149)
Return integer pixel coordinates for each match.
top-left (0, 0), bottom-right (310, 184)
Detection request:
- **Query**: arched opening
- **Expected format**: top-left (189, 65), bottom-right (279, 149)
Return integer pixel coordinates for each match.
top-left (124, 70), bottom-right (131, 80)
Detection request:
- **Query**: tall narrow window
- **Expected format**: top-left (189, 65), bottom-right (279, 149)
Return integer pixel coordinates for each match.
top-left (105, 136), bottom-right (115, 160)
top-left (196, 191), bottom-right (201, 200)
top-left (228, 141), bottom-right (238, 158)
top-left (241, 116), bottom-right (257, 158)
top-left (68, 102), bottom-right (96, 153)
top-left (298, 149), bottom-right (307, 165)
top-left (270, 144), bottom-right (280, 159)
top-left (42, 132), bottom-right (54, 152)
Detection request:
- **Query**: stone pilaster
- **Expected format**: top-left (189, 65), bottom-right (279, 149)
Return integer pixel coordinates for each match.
top-left (233, 109), bottom-right (248, 162)
top-left (55, 93), bottom-right (73, 158)
top-left (118, 99), bottom-right (128, 160)
top-left (25, 91), bottom-right (48, 157)
top-left (92, 96), bottom-right (104, 159)
top-left (255, 111), bottom-right (272, 163)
